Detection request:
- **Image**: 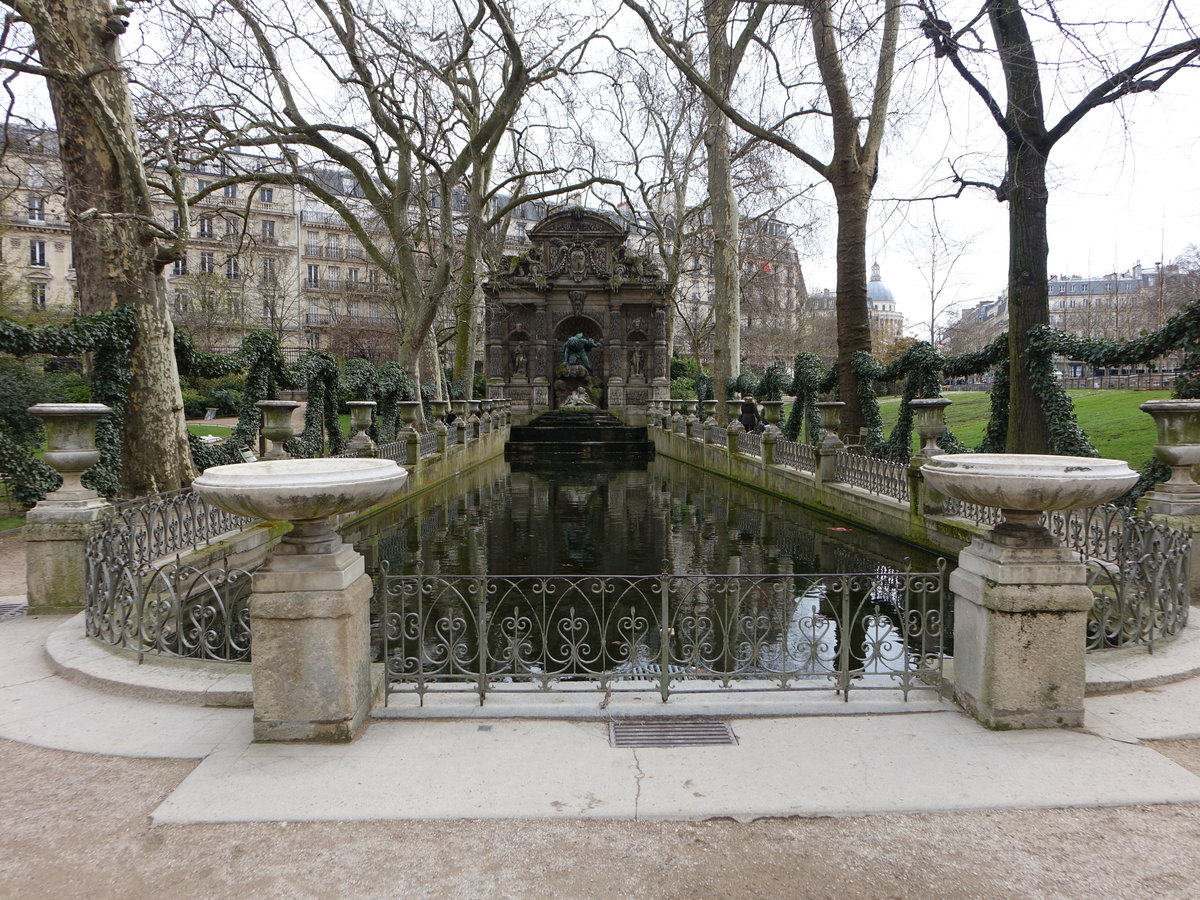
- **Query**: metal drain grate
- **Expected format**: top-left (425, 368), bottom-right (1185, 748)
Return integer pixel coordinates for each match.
top-left (609, 720), bottom-right (737, 748)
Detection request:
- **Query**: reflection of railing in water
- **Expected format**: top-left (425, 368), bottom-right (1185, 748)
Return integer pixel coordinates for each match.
top-left (378, 565), bottom-right (947, 704)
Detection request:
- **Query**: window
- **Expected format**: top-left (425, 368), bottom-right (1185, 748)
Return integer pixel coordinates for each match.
top-left (29, 283), bottom-right (46, 309)
top-left (346, 239), bottom-right (362, 259)
top-left (69, 246), bottom-right (75, 270)
top-left (174, 290), bottom-right (189, 313)
top-left (29, 240), bottom-right (46, 266)
top-left (305, 231), bottom-right (320, 255)
top-left (197, 179), bottom-right (212, 194)
top-left (226, 257), bottom-right (240, 280)
top-left (261, 219), bottom-right (276, 244)
top-left (347, 267), bottom-right (360, 285)
top-left (223, 183), bottom-right (238, 199)
top-left (307, 264), bottom-right (320, 287)
top-left (326, 234), bottom-right (340, 256)
top-left (199, 251), bottom-right (215, 274)
top-left (261, 257), bottom-right (276, 284)
top-left (259, 186), bottom-right (274, 203)
top-left (171, 210), bottom-right (181, 231)
top-left (198, 216), bottom-right (214, 238)
top-left (305, 331), bottom-right (320, 349)
top-left (347, 299), bottom-right (359, 319)
top-left (367, 268), bottom-right (379, 285)
top-left (262, 299), bottom-right (273, 321)
top-left (327, 266), bottom-right (339, 286)
top-left (27, 196), bottom-right (45, 221)
top-left (172, 256), bottom-right (188, 277)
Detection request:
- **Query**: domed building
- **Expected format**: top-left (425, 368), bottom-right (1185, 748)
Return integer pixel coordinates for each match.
top-left (867, 261), bottom-right (904, 343)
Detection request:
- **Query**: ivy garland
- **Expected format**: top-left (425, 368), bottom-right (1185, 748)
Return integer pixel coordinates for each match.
top-left (775, 297), bottom-right (1199, 487)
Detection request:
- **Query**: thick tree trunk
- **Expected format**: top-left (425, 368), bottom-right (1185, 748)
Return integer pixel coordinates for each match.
top-left (990, 0), bottom-right (1052, 453)
top-left (831, 177), bottom-right (873, 438)
top-left (1004, 140), bottom-right (1051, 452)
top-left (705, 0), bottom-right (741, 424)
top-left (29, 0), bottom-right (193, 495)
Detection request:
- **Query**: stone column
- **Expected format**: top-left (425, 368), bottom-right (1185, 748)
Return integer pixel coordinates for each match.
top-left (910, 398), bottom-right (952, 515)
top-left (24, 403), bottom-right (113, 613)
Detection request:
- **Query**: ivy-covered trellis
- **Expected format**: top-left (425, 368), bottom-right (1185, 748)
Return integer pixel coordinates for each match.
top-left (778, 297), bottom-right (1200, 488)
top-left (2, 313), bottom-right (421, 505)
top-left (0, 307), bottom-right (136, 504)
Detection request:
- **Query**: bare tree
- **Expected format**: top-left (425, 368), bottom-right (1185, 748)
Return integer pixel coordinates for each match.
top-left (900, 205), bottom-right (978, 346)
top-left (0, 0), bottom-right (195, 495)
top-left (918, 0), bottom-right (1200, 452)
top-left (624, 0), bottom-right (902, 436)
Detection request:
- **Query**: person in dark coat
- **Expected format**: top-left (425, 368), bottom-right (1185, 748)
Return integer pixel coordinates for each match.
top-left (738, 395), bottom-right (760, 432)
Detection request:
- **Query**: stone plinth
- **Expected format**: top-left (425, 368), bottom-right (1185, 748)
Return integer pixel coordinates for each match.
top-left (193, 458), bottom-right (406, 742)
top-left (950, 536), bottom-right (1094, 728)
top-left (249, 560), bottom-right (375, 742)
top-left (25, 498), bottom-right (112, 612)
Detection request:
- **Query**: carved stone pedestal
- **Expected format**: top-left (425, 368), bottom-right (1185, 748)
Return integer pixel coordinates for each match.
top-left (950, 531), bottom-right (1094, 729)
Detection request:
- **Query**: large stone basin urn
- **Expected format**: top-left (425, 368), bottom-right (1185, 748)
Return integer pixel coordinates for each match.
top-left (194, 458), bottom-right (407, 741)
top-left (921, 453), bottom-right (1137, 730)
top-left (922, 453), bottom-right (1138, 544)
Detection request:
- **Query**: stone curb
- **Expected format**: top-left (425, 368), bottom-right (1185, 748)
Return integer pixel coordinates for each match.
top-left (45, 612), bottom-right (252, 708)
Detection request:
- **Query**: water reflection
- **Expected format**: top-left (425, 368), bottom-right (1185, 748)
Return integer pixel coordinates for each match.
top-left (348, 459), bottom-right (949, 696)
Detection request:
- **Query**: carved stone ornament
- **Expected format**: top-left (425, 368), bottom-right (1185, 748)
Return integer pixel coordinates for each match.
top-left (569, 290), bottom-right (586, 317)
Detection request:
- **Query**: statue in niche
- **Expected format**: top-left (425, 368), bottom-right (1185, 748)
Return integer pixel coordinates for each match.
top-left (569, 290), bottom-right (586, 318)
top-left (562, 332), bottom-right (602, 374)
top-left (629, 342), bottom-right (646, 378)
top-left (511, 342), bottom-right (528, 377)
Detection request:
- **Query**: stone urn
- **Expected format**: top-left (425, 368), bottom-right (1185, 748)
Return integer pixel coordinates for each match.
top-left (345, 401), bottom-right (377, 456)
top-left (702, 400), bottom-right (718, 421)
top-left (760, 400), bottom-right (784, 428)
top-left (27, 403), bottom-right (112, 500)
top-left (255, 399), bottom-right (300, 460)
top-left (430, 399), bottom-right (449, 423)
top-left (814, 401), bottom-right (845, 450)
top-left (921, 453), bottom-right (1138, 544)
top-left (910, 397), bottom-right (953, 460)
top-left (1140, 400), bottom-right (1200, 499)
top-left (726, 398), bottom-right (742, 421)
top-left (397, 400), bottom-right (423, 430)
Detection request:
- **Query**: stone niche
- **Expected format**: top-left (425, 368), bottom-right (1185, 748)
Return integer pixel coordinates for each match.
top-left (483, 206), bottom-right (671, 423)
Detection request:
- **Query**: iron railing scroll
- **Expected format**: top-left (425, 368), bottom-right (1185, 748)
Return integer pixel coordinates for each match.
top-left (84, 488), bottom-right (256, 662)
top-left (379, 563), bottom-right (947, 705)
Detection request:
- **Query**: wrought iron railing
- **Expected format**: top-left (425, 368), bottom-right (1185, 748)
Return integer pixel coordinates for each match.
top-left (775, 438), bottom-right (816, 472)
top-left (105, 487), bottom-right (255, 569)
top-left (84, 488), bottom-right (257, 662)
top-left (834, 451), bottom-right (910, 502)
top-left (465, 420), bottom-right (477, 442)
top-left (736, 432), bottom-right (761, 457)
top-left (941, 496), bottom-right (1004, 526)
top-left (419, 431), bottom-right (439, 457)
top-left (378, 565), bottom-right (947, 704)
top-left (1045, 505), bottom-right (1190, 652)
top-left (707, 423), bottom-right (725, 444)
top-left (376, 440), bottom-right (408, 465)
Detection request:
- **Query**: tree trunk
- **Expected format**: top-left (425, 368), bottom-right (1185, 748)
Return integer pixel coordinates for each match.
top-left (990, 0), bottom-right (1052, 453)
top-left (1003, 138), bottom-right (1051, 452)
top-left (705, 0), bottom-right (741, 424)
top-left (831, 177), bottom-right (873, 438)
top-left (29, 0), bottom-right (194, 495)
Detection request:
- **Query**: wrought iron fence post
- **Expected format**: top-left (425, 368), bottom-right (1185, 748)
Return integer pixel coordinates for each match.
top-left (659, 570), bottom-right (672, 702)
top-left (837, 577), bottom-right (852, 698)
top-left (476, 575), bottom-right (488, 706)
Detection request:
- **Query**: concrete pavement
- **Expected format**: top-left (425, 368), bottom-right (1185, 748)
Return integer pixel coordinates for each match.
top-left (5, 611), bottom-right (1200, 826)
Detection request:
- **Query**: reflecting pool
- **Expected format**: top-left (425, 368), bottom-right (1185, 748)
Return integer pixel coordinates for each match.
top-left (348, 458), bottom-right (950, 700)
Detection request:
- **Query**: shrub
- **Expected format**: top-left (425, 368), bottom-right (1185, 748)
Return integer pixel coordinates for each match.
top-left (207, 388), bottom-right (242, 416)
top-left (181, 388), bottom-right (207, 420)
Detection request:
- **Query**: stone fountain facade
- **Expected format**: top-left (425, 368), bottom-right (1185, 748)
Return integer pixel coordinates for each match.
top-left (484, 207), bottom-right (671, 423)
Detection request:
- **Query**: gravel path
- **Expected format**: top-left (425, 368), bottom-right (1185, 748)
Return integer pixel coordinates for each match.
top-left (3, 735), bottom-right (1200, 899)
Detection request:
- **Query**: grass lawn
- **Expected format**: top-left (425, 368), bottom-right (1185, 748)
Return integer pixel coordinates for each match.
top-left (876, 389), bottom-right (1170, 468)
top-left (187, 424), bottom-right (233, 438)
